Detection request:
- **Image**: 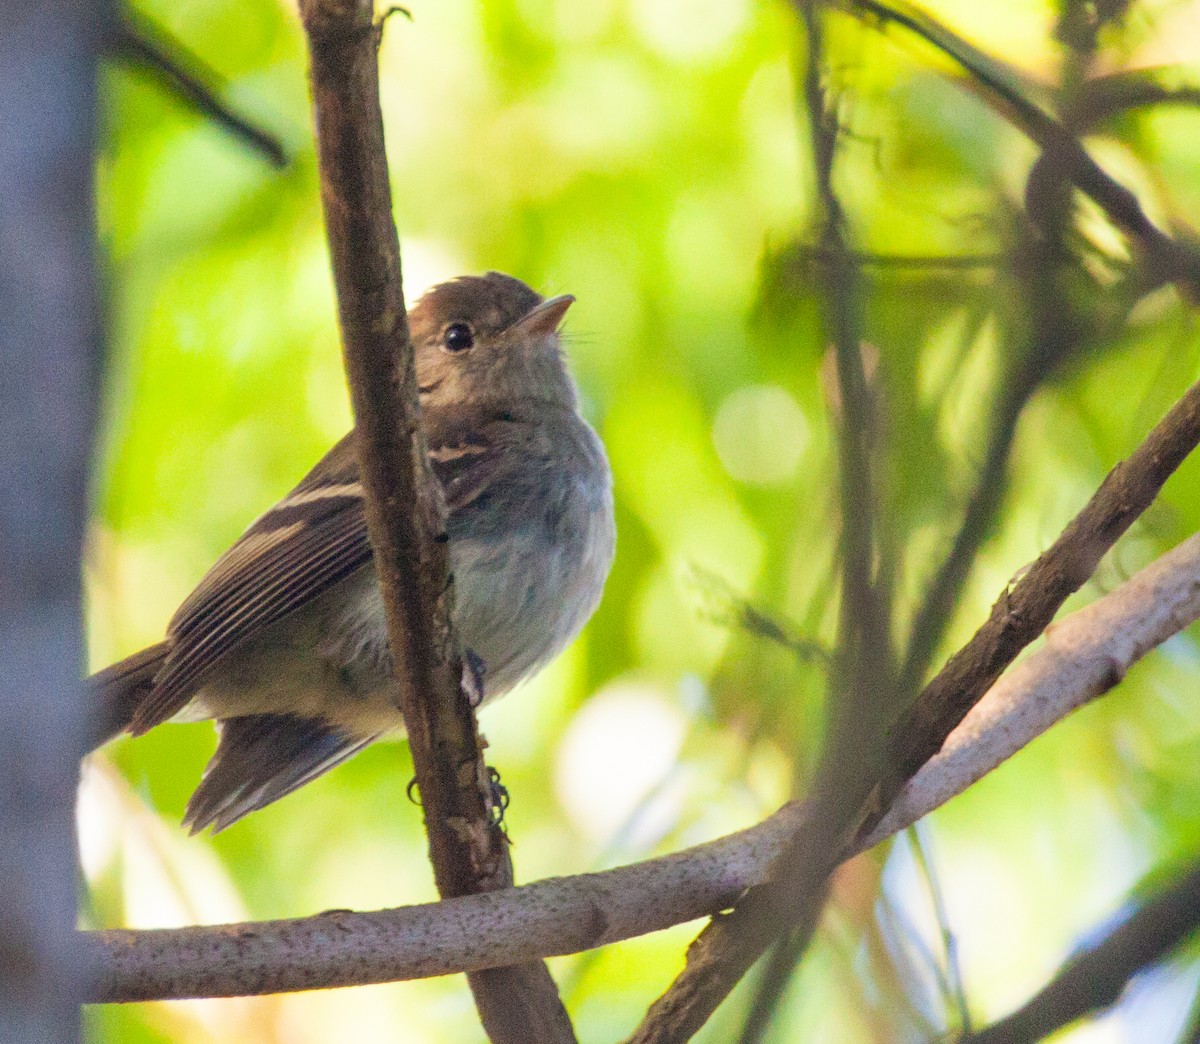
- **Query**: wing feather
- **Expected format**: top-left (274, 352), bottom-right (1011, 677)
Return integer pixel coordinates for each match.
top-left (131, 436), bottom-right (372, 733)
top-left (183, 714), bottom-right (378, 834)
top-left (129, 417), bottom-right (511, 734)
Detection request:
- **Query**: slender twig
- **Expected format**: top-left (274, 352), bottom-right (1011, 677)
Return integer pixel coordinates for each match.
top-left (871, 866), bottom-right (955, 1038)
top-left (963, 860), bottom-right (1200, 1044)
top-left (296, 2), bottom-right (572, 1040)
top-left (298, 0), bottom-right (486, 909)
top-left (900, 84), bottom-right (1076, 699)
top-left (775, 243), bottom-right (1006, 272)
top-left (691, 565), bottom-right (831, 666)
top-left (109, 9), bottom-right (287, 168)
top-left (830, 0), bottom-right (1200, 294)
top-left (81, 527), bottom-right (1200, 1003)
top-left (911, 822), bottom-right (971, 1033)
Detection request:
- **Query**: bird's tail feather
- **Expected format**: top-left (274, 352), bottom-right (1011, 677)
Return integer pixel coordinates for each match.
top-left (87, 641), bottom-right (170, 750)
top-left (183, 714), bottom-right (377, 834)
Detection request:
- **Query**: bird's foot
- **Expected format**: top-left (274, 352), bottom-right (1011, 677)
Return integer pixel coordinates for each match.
top-left (487, 766), bottom-right (510, 827)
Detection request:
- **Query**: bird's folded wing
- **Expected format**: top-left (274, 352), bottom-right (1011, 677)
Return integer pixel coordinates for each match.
top-left (130, 420), bottom-right (510, 734)
top-left (131, 434), bottom-right (371, 732)
top-left (426, 406), bottom-right (520, 515)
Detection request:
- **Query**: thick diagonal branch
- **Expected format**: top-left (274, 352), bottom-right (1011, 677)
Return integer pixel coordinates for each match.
top-left (296, 2), bottom-right (572, 1039)
top-left (881, 377), bottom-right (1200, 802)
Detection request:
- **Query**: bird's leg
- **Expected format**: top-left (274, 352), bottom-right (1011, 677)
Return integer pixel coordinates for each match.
top-left (461, 648), bottom-right (487, 708)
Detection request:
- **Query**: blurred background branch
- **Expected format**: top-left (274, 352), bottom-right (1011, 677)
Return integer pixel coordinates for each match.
top-left (898, 0), bottom-right (1154, 701)
top-left (740, 0), bottom-right (902, 1034)
top-left (964, 859), bottom-right (1200, 1044)
top-left (107, 7), bottom-right (287, 168)
top-left (0, 2), bottom-right (102, 1042)
top-left (832, 0), bottom-right (1200, 295)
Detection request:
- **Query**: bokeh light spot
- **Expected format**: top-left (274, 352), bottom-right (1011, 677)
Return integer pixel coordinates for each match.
top-left (630, 0), bottom-right (751, 61)
top-left (712, 384), bottom-right (810, 485)
top-left (554, 680), bottom-right (687, 845)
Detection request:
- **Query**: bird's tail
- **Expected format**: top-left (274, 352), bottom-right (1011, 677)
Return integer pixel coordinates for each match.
top-left (87, 641), bottom-right (170, 750)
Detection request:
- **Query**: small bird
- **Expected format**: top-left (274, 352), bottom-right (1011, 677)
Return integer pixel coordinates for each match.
top-left (89, 272), bottom-right (615, 833)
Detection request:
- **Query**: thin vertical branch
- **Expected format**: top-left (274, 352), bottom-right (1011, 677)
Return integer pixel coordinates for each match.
top-left (299, 0), bottom-right (488, 908)
top-left (738, 5), bottom-right (899, 1034)
top-left (910, 822), bottom-right (971, 1034)
top-left (296, 2), bottom-right (573, 1039)
top-left (0, 2), bottom-right (101, 1042)
top-left (631, 5), bottom-right (898, 1038)
top-left (804, 17), bottom-right (894, 723)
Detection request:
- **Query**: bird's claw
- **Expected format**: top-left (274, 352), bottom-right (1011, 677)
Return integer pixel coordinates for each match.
top-left (487, 766), bottom-right (510, 826)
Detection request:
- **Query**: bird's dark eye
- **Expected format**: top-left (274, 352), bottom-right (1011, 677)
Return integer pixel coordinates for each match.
top-left (442, 322), bottom-right (475, 353)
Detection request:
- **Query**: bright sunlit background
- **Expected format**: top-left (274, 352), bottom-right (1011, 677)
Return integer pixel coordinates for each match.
top-left (87, 0), bottom-right (1200, 1040)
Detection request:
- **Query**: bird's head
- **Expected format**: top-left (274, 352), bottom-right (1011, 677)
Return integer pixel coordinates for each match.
top-left (410, 272), bottom-right (577, 412)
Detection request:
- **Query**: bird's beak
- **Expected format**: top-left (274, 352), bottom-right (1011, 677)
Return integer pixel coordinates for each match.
top-left (514, 294), bottom-right (575, 338)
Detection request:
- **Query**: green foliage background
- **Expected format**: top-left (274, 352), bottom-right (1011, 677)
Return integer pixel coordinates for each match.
top-left (87, 0), bottom-right (1200, 1040)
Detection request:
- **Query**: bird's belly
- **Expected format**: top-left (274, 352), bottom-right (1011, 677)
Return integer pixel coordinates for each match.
top-left (450, 513), bottom-right (611, 694)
